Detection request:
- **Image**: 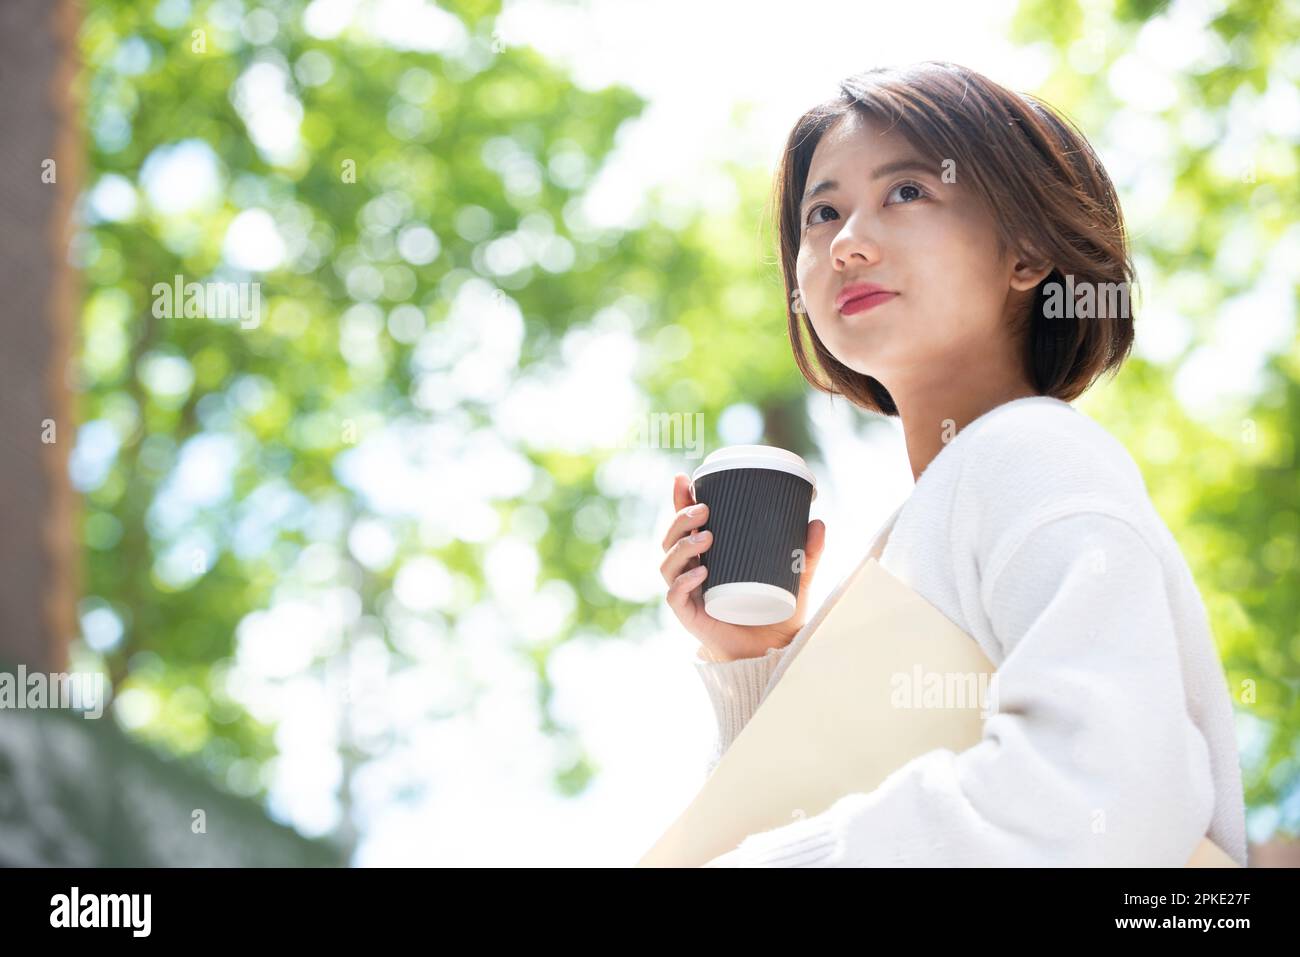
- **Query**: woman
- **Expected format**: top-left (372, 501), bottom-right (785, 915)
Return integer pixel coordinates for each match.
top-left (658, 62), bottom-right (1248, 867)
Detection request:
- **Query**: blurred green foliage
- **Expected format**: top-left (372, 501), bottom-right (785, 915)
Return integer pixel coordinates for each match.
top-left (76, 0), bottom-right (662, 822)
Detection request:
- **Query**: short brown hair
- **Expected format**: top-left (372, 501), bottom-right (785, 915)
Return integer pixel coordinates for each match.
top-left (772, 61), bottom-right (1137, 416)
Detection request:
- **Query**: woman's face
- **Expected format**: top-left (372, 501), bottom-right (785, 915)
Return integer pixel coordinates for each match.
top-left (794, 110), bottom-right (1041, 393)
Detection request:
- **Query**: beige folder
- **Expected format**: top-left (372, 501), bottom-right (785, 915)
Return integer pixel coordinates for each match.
top-left (639, 556), bottom-right (1238, 868)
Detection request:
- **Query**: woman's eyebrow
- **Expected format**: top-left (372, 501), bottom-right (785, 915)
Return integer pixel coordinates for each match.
top-left (800, 158), bottom-right (937, 210)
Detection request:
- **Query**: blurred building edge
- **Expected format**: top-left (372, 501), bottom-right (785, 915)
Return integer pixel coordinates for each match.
top-left (0, 0), bottom-right (78, 673)
top-left (0, 2), bottom-right (344, 867)
top-left (0, 697), bottom-right (344, 866)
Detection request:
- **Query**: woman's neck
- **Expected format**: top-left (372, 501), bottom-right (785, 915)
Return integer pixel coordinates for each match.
top-left (893, 376), bottom-right (1042, 483)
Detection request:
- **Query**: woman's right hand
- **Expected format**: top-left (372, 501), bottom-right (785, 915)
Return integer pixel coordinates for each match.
top-left (661, 472), bottom-right (826, 663)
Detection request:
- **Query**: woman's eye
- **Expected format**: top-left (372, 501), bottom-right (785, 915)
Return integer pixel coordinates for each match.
top-left (805, 182), bottom-right (926, 228)
top-left (886, 181), bottom-right (926, 204)
top-left (805, 204), bottom-right (837, 227)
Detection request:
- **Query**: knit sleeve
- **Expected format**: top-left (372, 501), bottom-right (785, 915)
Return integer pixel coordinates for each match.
top-left (693, 645), bottom-right (787, 777)
top-left (706, 511), bottom-right (1218, 866)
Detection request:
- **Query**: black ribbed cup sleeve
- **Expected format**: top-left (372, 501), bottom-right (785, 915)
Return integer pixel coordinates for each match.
top-left (694, 467), bottom-right (813, 596)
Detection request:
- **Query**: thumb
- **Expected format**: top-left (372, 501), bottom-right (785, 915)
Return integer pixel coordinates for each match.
top-left (799, 519), bottom-right (826, 584)
top-left (790, 520), bottom-right (826, 625)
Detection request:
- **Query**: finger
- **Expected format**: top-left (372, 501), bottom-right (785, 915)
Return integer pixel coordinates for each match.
top-left (672, 473), bottom-right (695, 513)
top-left (804, 519), bottom-right (826, 569)
top-left (659, 528), bottom-right (712, 585)
top-left (794, 520), bottom-right (826, 611)
top-left (666, 564), bottom-right (708, 614)
top-left (661, 501), bottom-right (708, 552)
top-left (799, 520), bottom-right (825, 582)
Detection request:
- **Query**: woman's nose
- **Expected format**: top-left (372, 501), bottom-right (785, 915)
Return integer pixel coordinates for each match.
top-left (830, 216), bottom-right (881, 268)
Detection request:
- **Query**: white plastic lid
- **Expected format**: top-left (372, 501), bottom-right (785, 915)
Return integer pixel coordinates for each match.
top-left (690, 445), bottom-right (817, 501)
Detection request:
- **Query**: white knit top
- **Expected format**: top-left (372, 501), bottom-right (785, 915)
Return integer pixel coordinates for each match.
top-left (692, 395), bottom-right (1248, 867)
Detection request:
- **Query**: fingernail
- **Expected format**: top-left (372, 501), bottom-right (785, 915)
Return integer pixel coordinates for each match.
top-left (688, 504), bottom-right (705, 517)
top-left (689, 565), bottom-right (706, 577)
top-left (689, 529), bottom-right (706, 543)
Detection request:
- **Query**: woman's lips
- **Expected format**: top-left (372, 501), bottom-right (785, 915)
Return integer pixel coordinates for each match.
top-left (839, 291), bottom-right (898, 316)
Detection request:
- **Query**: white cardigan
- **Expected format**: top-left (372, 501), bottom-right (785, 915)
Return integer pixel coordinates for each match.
top-left (692, 395), bottom-right (1249, 866)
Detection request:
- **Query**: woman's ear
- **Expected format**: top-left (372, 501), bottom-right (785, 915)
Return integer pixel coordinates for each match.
top-left (1009, 245), bottom-right (1054, 292)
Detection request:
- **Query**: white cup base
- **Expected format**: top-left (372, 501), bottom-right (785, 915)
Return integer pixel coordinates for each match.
top-left (703, 581), bottom-right (796, 627)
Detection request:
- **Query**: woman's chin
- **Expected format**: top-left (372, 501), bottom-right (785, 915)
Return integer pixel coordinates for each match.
top-left (838, 355), bottom-right (883, 378)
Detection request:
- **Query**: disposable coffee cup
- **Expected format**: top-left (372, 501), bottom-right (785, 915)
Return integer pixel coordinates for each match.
top-left (689, 445), bottom-right (818, 626)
